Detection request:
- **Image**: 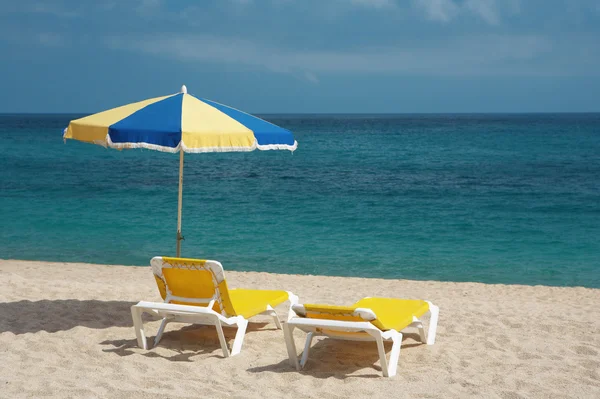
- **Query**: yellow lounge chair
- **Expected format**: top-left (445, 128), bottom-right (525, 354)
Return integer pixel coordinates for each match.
top-left (131, 256), bottom-right (298, 357)
top-left (283, 297), bottom-right (439, 377)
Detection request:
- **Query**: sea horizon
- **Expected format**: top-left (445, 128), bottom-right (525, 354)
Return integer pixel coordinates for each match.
top-left (2, 111), bottom-right (600, 116)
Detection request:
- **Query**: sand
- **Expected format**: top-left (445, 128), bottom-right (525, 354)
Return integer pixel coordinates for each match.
top-left (1, 259), bottom-right (599, 398)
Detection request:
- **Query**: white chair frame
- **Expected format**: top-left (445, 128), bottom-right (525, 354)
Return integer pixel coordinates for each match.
top-left (132, 291), bottom-right (298, 357)
top-left (283, 301), bottom-right (439, 377)
top-left (131, 257), bottom-right (298, 357)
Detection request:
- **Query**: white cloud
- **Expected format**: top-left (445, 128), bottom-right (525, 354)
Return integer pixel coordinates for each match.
top-left (304, 71), bottom-right (320, 84)
top-left (507, 0), bottom-right (521, 14)
top-left (28, 3), bottom-right (80, 18)
top-left (135, 0), bottom-right (162, 16)
top-left (349, 0), bottom-right (396, 8)
top-left (37, 32), bottom-right (65, 47)
top-left (414, 0), bottom-right (504, 25)
top-left (465, 0), bottom-right (499, 25)
top-left (103, 33), bottom-right (597, 79)
top-left (413, 0), bottom-right (458, 22)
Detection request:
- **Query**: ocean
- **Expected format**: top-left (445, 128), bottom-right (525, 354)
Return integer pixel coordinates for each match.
top-left (1, 113), bottom-right (599, 287)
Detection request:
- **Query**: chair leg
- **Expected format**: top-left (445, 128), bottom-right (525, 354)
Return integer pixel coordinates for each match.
top-left (154, 317), bottom-right (169, 348)
top-left (283, 324), bottom-right (300, 370)
top-left (131, 305), bottom-right (148, 350)
top-left (374, 334), bottom-right (390, 377)
top-left (265, 305), bottom-right (282, 329)
top-left (427, 305), bottom-right (439, 345)
top-left (417, 321), bottom-right (427, 344)
top-left (215, 322), bottom-right (230, 358)
top-left (387, 332), bottom-right (402, 378)
top-left (286, 293), bottom-right (299, 322)
top-left (230, 318), bottom-right (248, 356)
top-left (300, 332), bottom-right (314, 368)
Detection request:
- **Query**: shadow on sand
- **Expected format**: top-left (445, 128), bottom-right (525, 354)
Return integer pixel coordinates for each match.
top-left (0, 298), bottom-right (278, 362)
top-left (1, 299), bottom-right (427, 377)
top-left (247, 332), bottom-right (426, 379)
top-left (0, 299), bottom-right (137, 334)
top-left (100, 322), bottom-right (274, 361)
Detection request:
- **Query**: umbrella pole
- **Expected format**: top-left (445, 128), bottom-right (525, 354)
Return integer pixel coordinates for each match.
top-left (176, 148), bottom-right (184, 257)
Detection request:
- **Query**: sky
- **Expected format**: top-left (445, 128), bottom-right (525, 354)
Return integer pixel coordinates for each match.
top-left (0, 0), bottom-right (599, 113)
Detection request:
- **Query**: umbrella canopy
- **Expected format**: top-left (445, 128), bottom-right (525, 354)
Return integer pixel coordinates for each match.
top-left (64, 85), bottom-right (297, 153)
top-left (63, 85), bottom-right (297, 256)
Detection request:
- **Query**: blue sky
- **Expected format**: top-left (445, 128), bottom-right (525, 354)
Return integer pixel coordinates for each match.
top-left (1, 0), bottom-right (599, 113)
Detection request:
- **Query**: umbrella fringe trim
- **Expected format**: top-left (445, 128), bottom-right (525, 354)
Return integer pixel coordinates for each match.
top-left (106, 137), bottom-right (180, 153)
top-left (256, 141), bottom-right (298, 152)
top-left (105, 135), bottom-right (297, 153)
top-left (180, 141), bottom-right (255, 153)
top-left (181, 141), bottom-right (298, 153)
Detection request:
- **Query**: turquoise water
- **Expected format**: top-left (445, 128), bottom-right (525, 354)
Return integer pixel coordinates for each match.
top-left (1, 114), bottom-right (599, 287)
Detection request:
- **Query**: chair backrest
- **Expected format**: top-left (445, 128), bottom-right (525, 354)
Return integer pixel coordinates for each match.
top-left (150, 256), bottom-right (235, 316)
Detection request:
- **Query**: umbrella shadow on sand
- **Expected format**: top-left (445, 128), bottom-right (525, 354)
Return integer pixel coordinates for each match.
top-left (246, 332), bottom-right (426, 380)
top-left (0, 299), bottom-right (136, 334)
top-left (100, 322), bottom-right (274, 362)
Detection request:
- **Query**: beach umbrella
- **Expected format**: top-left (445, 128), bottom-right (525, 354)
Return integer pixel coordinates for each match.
top-left (63, 85), bottom-right (297, 257)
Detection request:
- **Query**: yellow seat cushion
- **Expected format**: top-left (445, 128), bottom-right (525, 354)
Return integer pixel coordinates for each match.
top-left (354, 298), bottom-right (429, 331)
top-left (228, 289), bottom-right (290, 319)
top-left (301, 298), bottom-right (430, 332)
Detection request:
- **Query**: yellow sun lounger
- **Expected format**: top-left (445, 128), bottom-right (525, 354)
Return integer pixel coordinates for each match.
top-left (283, 297), bottom-right (439, 377)
top-left (131, 256), bottom-right (298, 357)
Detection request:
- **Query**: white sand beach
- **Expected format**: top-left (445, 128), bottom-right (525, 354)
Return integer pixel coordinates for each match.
top-left (1, 259), bottom-right (599, 398)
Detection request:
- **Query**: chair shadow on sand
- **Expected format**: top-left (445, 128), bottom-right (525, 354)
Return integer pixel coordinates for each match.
top-left (0, 299), bottom-right (427, 378)
top-left (247, 332), bottom-right (426, 380)
top-left (100, 322), bottom-right (274, 361)
top-left (0, 298), bottom-right (277, 362)
top-left (0, 299), bottom-right (137, 334)
top-left (102, 327), bottom-right (428, 378)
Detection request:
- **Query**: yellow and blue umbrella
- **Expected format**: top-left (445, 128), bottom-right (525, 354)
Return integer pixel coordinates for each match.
top-left (63, 85), bottom-right (297, 256)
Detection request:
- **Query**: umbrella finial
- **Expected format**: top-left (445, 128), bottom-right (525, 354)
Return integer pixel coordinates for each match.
top-left (181, 85), bottom-right (187, 94)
